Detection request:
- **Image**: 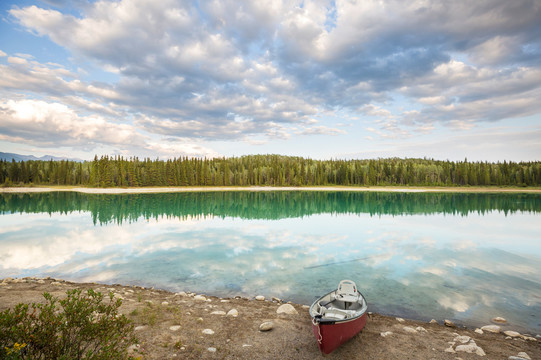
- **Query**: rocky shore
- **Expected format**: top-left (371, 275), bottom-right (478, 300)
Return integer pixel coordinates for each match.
top-left (1, 277), bottom-right (539, 359)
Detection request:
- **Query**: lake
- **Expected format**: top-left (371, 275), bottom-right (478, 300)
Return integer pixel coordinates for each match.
top-left (1, 191), bottom-right (540, 333)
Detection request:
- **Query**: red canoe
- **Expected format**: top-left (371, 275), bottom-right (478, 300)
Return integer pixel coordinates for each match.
top-left (309, 280), bottom-right (368, 354)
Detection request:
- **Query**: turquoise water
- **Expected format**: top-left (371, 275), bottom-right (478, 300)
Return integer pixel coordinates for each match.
top-left (1, 191), bottom-right (540, 333)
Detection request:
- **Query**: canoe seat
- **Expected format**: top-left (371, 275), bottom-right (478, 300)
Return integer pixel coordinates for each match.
top-left (322, 308), bottom-right (348, 320)
top-left (336, 279), bottom-right (359, 303)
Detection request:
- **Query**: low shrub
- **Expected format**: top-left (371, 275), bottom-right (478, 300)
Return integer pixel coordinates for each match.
top-left (0, 288), bottom-right (138, 359)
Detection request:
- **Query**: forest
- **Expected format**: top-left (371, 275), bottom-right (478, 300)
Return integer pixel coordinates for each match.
top-left (1, 154), bottom-right (540, 188)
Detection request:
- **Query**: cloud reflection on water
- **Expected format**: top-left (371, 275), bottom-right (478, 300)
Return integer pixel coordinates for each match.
top-left (0, 208), bottom-right (540, 333)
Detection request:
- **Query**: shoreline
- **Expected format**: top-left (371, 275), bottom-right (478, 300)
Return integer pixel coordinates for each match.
top-left (2, 185), bottom-right (541, 194)
top-left (1, 277), bottom-right (539, 359)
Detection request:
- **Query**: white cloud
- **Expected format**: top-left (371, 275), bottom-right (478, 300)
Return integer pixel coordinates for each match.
top-left (0, 98), bottom-right (145, 148)
top-left (4, 0), bottom-right (541, 159)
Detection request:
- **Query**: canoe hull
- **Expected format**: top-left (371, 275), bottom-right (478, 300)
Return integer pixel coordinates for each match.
top-left (311, 311), bottom-right (368, 354)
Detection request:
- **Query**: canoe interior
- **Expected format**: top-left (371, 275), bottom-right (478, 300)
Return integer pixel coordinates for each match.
top-left (309, 289), bottom-right (367, 322)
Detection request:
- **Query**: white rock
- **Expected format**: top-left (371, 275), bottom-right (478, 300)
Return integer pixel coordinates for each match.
top-left (415, 326), bottom-right (427, 333)
top-left (169, 325), bottom-right (181, 331)
top-left (455, 343), bottom-right (486, 356)
top-left (517, 352), bottom-right (531, 360)
top-left (259, 321), bottom-right (273, 331)
top-left (175, 291), bottom-right (187, 296)
top-left (403, 326), bottom-right (417, 334)
top-left (207, 347), bottom-right (216, 352)
top-left (255, 295), bottom-right (265, 301)
top-left (227, 309), bottom-right (239, 317)
top-left (429, 319), bottom-right (438, 324)
top-left (276, 304), bottom-right (298, 315)
top-left (454, 335), bottom-right (471, 344)
top-left (380, 331), bottom-right (393, 337)
top-left (242, 344), bottom-right (252, 348)
top-left (220, 299), bottom-right (230, 303)
top-left (202, 329), bottom-right (214, 335)
top-left (194, 295), bottom-right (207, 301)
top-left (475, 328), bottom-right (484, 334)
top-left (37, 279), bottom-right (45, 284)
top-left (211, 311), bottom-right (226, 315)
top-left (481, 325), bottom-right (501, 333)
top-left (503, 330), bottom-right (521, 338)
top-left (161, 301), bottom-right (169, 306)
top-left (396, 317), bottom-right (405, 323)
top-left (492, 316), bottom-right (507, 323)
top-left (134, 325), bottom-right (147, 331)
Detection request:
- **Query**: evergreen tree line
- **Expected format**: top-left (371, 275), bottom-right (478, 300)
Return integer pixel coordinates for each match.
top-left (1, 155), bottom-right (540, 187)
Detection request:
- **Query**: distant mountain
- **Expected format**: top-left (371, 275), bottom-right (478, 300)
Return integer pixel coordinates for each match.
top-left (0, 152), bottom-right (83, 162)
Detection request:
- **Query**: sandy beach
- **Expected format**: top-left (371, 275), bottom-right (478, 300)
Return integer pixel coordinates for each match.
top-left (2, 185), bottom-right (541, 194)
top-left (1, 277), bottom-right (539, 359)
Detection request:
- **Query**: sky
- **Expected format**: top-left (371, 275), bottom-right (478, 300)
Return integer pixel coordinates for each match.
top-left (0, 0), bottom-right (540, 162)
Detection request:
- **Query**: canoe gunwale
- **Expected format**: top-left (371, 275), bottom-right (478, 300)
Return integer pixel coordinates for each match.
top-left (309, 289), bottom-right (368, 324)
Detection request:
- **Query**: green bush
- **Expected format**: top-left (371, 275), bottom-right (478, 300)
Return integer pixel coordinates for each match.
top-left (0, 288), bottom-right (138, 359)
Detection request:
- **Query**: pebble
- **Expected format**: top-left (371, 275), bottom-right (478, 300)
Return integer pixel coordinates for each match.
top-left (403, 326), bottom-right (417, 334)
top-left (161, 301), bottom-right (169, 306)
top-left (503, 330), bottom-right (521, 338)
top-left (37, 279), bottom-right (45, 284)
top-left (202, 329), bottom-right (214, 335)
top-left (272, 297), bottom-right (282, 303)
top-left (380, 331), bottom-right (393, 337)
top-left (492, 316), bottom-right (507, 323)
top-left (207, 347), bottom-right (216, 352)
top-left (211, 311), bottom-right (226, 315)
top-left (396, 317), bottom-right (405, 323)
top-left (276, 304), bottom-right (298, 315)
top-left (415, 326), bottom-right (427, 333)
top-left (475, 328), bottom-right (484, 334)
top-left (259, 321), bottom-right (273, 331)
top-left (509, 353), bottom-right (531, 360)
top-left (481, 325), bottom-right (501, 333)
top-left (134, 325), bottom-right (147, 331)
top-left (255, 295), bottom-right (265, 301)
top-left (169, 325), bottom-right (181, 331)
top-left (227, 309), bottom-right (239, 317)
top-left (454, 335), bottom-right (471, 344)
top-left (194, 295), bottom-right (207, 301)
top-left (455, 342), bottom-right (485, 356)
top-left (175, 291), bottom-right (187, 296)
top-left (444, 319), bottom-right (455, 327)
top-left (429, 319), bottom-right (438, 324)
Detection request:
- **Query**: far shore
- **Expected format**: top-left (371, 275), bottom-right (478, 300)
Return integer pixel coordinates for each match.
top-left (1, 185), bottom-right (541, 194)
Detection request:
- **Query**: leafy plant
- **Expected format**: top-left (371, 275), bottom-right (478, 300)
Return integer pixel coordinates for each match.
top-left (0, 288), bottom-right (138, 359)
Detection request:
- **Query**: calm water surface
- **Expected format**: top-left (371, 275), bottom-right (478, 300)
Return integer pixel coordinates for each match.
top-left (1, 191), bottom-right (540, 333)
